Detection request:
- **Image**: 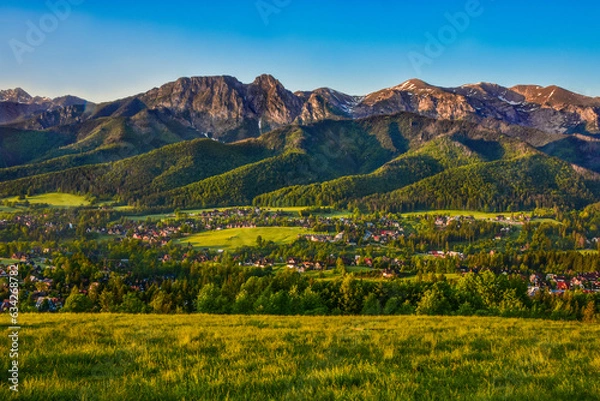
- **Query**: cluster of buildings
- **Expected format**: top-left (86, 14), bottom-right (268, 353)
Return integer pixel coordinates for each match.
top-left (528, 272), bottom-right (600, 295)
top-left (427, 250), bottom-right (466, 259)
top-left (0, 261), bottom-right (60, 312)
top-left (0, 213), bottom-right (74, 235)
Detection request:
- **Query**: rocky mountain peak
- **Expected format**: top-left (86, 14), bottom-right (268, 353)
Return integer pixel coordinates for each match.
top-left (3, 75), bottom-right (599, 141)
top-left (252, 74), bottom-right (283, 89)
top-left (392, 78), bottom-right (437, 92)
top-left (247, 75), bottom-right (302, 130)
top-left (51, 95), bottom-right (89, 108)
top-left (296, 87), bottom-right (359, 124)
top-left (453, 83), bottom-right (524, 105)
top-left (512, 84), bottom-right (600, 108)
top-left (0, 88), bottom-right (34, 103)
top-left (0, 88), bottom-right (88, 107)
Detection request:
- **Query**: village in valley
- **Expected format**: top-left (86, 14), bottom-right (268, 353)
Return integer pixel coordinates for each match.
top-left (2, 203), bottom-right (600, 315)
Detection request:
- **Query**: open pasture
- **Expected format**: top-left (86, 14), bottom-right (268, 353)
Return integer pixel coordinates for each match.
top-left (2, 314), bottom-right (599, 400)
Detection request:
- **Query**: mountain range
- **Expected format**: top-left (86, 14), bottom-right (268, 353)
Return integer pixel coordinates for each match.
top-left (3, 75), bottom-right (600, 139)
top-left (1, 75), bottom-right (600, 212)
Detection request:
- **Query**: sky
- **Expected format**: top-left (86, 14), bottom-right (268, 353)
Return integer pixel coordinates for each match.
top-left (0, 0), bottom-right (598, 103)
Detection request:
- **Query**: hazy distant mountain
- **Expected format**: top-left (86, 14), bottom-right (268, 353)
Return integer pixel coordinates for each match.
top-left (0, 88), bottom-right (45, 104)
top-left (0, 87), bottom-right (89, 125)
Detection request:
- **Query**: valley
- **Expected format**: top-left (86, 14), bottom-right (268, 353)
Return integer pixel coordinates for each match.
top-left (3, 2), bottom-right (599, 399)
top-left (2, 76), bottom-right (600, 323)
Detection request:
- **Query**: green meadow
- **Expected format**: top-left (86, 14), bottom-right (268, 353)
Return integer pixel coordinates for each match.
top-left (275, 265), bottom-right (376, 282)
top-left (177, 227), bottom-right (313, 250)
top-left (2, 314), bottom-right (600, 400)
top-left (2, 193), bottom-right (90, 208)
top-left (126, 209), bottom-right (227, 222)
top-left (126, 206), bottom-right (351, 222)
top-left (267, 207), bottom-right (352, 218)
top-left (401, 209), bottom-right (560, 225)
top-left (401, 209), bottom-right (523, 219)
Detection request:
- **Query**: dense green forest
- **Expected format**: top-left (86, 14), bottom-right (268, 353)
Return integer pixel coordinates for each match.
top-left (0, 138), bottom-right (273, 200)
top-left (0, 127), bottom-right (76, 167)
top-left (4, 112), bottom-right (599, 212)
top-left (254, 137), bottom-right (491, 208)
top-left (358, 155), bottom-right (597, 213)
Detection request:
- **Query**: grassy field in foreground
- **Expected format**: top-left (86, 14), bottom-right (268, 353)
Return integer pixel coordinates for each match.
top-left (177, 227), bottom-right (313, 250)
top-left (2, 193), bottom-right (90, 208)
top-left (2, 314), bottom-right (599, 401)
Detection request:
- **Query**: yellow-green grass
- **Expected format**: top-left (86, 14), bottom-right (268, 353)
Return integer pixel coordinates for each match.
top-left (117, 206), bottom-right (135, 211)
top-left (262, 207), bottom-right (352, 218)
top-left (0, 258), bottom-right (18, 265)
top-left (94, 234), bottom-right (120, 243)
top-left (111, 205), bottom-right (135, 212)
top-left (177, 227), bottom-right (313, 250)
top-left (295, 266), bottom-right (378, 282)
top-left (95, 200), bottom-right (136, 212)
top-left (127, 212), bottom-right (176, 222)
top-left (300, 271), bottom-right (480, 284)
top-left (2, 193), bottom-right (90, 208)
top-left (402, 209), bottom-right (559, 224)
top-left (127, 207), bottom-right (351, 222)
top-left (127, 208), bottom-right (238, 222)
top-left (402, 209), bottom-right (527, 219)
top-left (397, 273), bottom-right (463, 282)
top-left (2, 314), bottom-right (600, 400)
top-left (186, 206), bottom-right (351, 218)
top-left (533, 217), bottom-right (563, 225)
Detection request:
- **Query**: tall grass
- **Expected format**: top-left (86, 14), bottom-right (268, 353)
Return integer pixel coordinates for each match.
top-left (2, 314), bottom-right (600, 400)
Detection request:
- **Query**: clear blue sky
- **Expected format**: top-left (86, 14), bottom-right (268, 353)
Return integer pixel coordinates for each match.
top-left (1, 0), bottom-right (598, 102)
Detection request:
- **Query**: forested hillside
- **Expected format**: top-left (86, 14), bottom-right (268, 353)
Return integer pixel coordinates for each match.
top-left (1, 111), bottom-right (599, 212)
top-left (358, 155), bottom-right (598, 213)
